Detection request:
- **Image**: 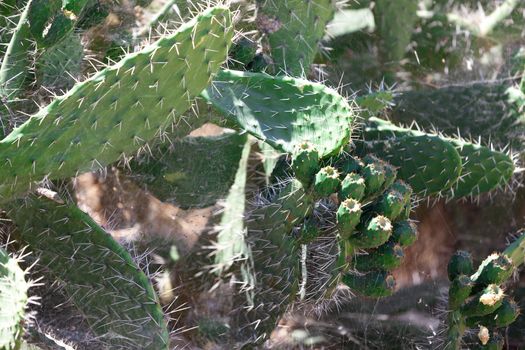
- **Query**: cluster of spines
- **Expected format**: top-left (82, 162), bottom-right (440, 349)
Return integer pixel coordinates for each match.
top-left (444, 232), bottom-right (525, 350)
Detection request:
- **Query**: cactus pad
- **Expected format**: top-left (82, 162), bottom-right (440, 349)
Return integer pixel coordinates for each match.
top-left (8, 195), bottom-right (169, 349)
top-left (202, 69), bottom-right (354, 157)
top-left (0, 248), bottom-right (29, 350)
top-left (0, 6), bottom-right (233, 200)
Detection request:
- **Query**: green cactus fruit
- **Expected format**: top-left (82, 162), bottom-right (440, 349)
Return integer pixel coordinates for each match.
top-left (313, 166), bottom-right (341, 198)
top-left (461, 284), bottom-right (505, 317)
top-left (448, 275), bottom-right (474, 310)
top-left (202, 69), bottom-right (354, 157)
top-left (129, 131), bottom-right (247, 208)
top-left (361, 158), bottom-right (386, 198)
top-left (391, 220), bottom-right (418, 247)
top-left (8, 195), bottom-right (169, 349)
top-left (339, 173), bottom-right (366, 201)
top-left (374, 188), bottom-right (405, 221)
top-left (298, 218), bottom-right (321, 244)
top-left (0, 6), bottom-right (233, 200)
top-left (337, 198), bottom-right (363, 239)
top-left (449, 141), bottom-right (514, 198)
top-left (352, 241), bottom-right (404, 271)
top-left (28, 0), bottom-right (90, 48)
top-left (390, 180), bottom-right (413, 204)
top-left (256, 0), bottom-right (335, 76)
top-left (472, 253), bottom-right (514, 287)
top-left (292, 141), bottom-right (320, 188)
top-left (466, 298), bottom-right (520, 328)
top-left (350, 215), bottom-right (392, 248)
top-left (448, 250), bottom-right (475, 281)
top-left (333, 153), bottom-right (364, 174)
top-left (342, 270), bottom-right (396, 297)
top-left (0, 248), bottom-right (29, 350)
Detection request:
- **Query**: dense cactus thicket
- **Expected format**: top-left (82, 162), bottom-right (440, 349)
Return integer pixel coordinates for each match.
top-left (0, 0), bottom-right (524, 349)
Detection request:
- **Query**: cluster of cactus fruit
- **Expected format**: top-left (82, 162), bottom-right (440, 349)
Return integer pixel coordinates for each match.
top-left (444, 232), bottom-right (525, 350)
top-left (0, 0), bottom-right (524, 348)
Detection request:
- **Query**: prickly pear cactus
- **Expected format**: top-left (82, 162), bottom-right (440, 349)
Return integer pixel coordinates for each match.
top-left (202, 69), bottom-right (354, 157)
top-left (256, 0), bottom-right (335, 76)
top-left (0, 6), bottom-right (233, 200)
top-left (7, 193), bottom-right (169, 349)
top-left (216, 142), bottom-right (419, 344)
top-left (444, 232), bottom-right (525, 350)
top-left (0, 247), bottom-right (30, 350)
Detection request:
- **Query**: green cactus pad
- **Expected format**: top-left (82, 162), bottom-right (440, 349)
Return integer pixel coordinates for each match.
top-left (202, 69), bottom-right (354, 157)
top-left (37, 33), bottom-right (84, 91)
top-left (472, 253), bottom-right (514, 287)
top-left (337, 199), bottom-right (362, 239)
top-left (350, 215), bottom-right (392, 249)
top-left (461, 284), bottom-right (505, 317)
top-left (0, 6), bottom-right (233, 200)
top-left (374, 0), bottom-right (418, 63)
top-left (256, 0), bottom-right (335, 76)
top-left (449, 141), bottom-right (515, 198)
top-left (339, 173), bottom-right (366, 201)
top-left (391, 221), bottom-right (418, 247)
top-left (342, 270), bottom-right (396, 298)
top-left (390, 82), bottom-right (525, 149)
top-left (129, 131), bottom-right (247, 208)
top-left (448, 250), bottom-right (475, 281)
top-left (0, 248), bottom-right (29, 350)
top-left (448, 274), bottom-right (474, 310)
top-left (213, 137), bottom-right (252, 276)
top-left (333, 153), bottom-right (364, 174)
top-left (298, 218), bottom-right (321, 244)
top-left (313, 166), bottom-right (341, 198)
top-left (8, 195), bottom-right (169, 349)
top-left (466, 298), bottom-right (520, 328)
top-left (359, 134), bottom-right (462, 197)
top-left (364, 117), bottom-right (515, 198)
top-left (352, 241), bottom-right (404, 271)
top-left (292, 141), bottom-right (320, 188)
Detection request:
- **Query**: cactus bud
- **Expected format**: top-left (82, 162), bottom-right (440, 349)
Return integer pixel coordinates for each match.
top-left (337, 199), bottom-right (362, 239)
top-left (390, 180), bottom-right (413, 204)
top-left (361, 158), bottom-right (386, 198)
top-left (477, 330), bottom-right (504, 350)
top-left (461, 284), bottom-right (505, 317)
top-left (448, 250), bottom-right (474, 281)
top-left (339, 173), bottom-right (366, 201)
top-left (352, 241), bottom-right (404, 271)
top-left (292, 141), bottom-right (319, 188)
top-left (313, 166), bottom-right (341, 198)
top-left (350, 215), bottom-right (392, 248)
top-left (375, 189), bottom-right (405, 221)
top-left (475, 253), bottom-right (514, 286)
top-left (342, 270), bottom-right (396, 297)
top-left (392, 221), bottom-right (418, 247)
top-left (449, 274), bottom-right (474, 310)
